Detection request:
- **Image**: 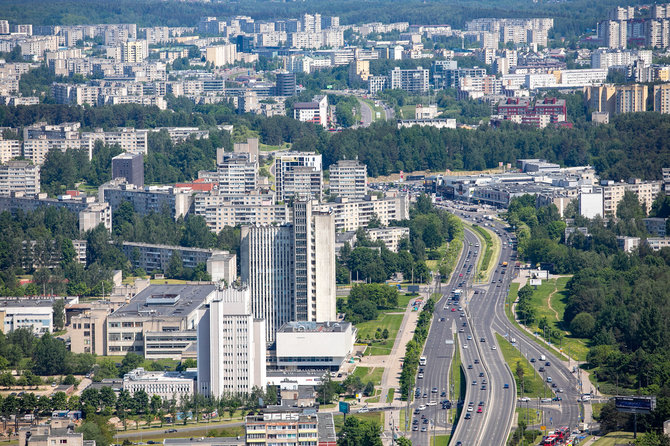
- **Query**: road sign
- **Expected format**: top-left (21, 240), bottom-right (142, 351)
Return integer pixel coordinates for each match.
top-left (339, 401), bottom-right (350, 414)
top-left (540, 426), bottom-right (546, 431)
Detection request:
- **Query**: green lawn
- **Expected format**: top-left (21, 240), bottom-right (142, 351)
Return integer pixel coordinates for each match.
top-left (505, 283), bottom-right (569, 362)
top-left (399, 105), bottom-right (416, 119)
top-left (356, 313), bottom-right (404, 355)
top-left (352, 367), bottom-right (384, 386)
top-left (333, 412), bottom-right (383, 432)
top-left (386, 388), bottom-right (395, 403)
top-left (496, 334), bottom-right (552, 399)
top-left (592, 431), bottom-right (635, 446)
top-left (430, 435), bottom-right (450, 446)
top-left (516, 407), bottom-right (542, 425)
top-left (395, 292), bottom-right (414, 310)
top-left (591, 402), bottom-right (605, 420)
top-left (260, 142), bottom-right (291, 152)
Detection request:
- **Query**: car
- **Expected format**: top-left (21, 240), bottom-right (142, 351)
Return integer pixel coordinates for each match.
top-left (519, 397), bottom-right (530, 402)
top-left (418, 373), bottom-right (424, 379)
top-left (467, 406), bottom-right (473, 412)
top-left (421, 426), bottom-right (428, 432)
top-left (427, 401), bottom-right (437, 406)
top-left (414, 409), bottom-right (421, 415)
top-left (530, 358), bottom-right (536, 363)
top-left (467, 335), bottom-right (472, 340)
top-left (463, 344), bottom-right (468, 348)
top-left (553, 397), bottom-right (562, 402)
top-left (474, 359), bottom-right (479, 364)
top-left (460, 312), bottom-right (465, 317)
top-left (458, 307), bottom-right (463, 311)
top-left (166, 429), bottom-right (178, 433)
top-left (545, 361), bottom-right (551, 366)
top-left (472, 380), bottom-right (477, 385)
top-left (478, 401), bottom-right (485, 406)
top-left (480, 338), bottom-right (486, 342)
top-left (441, 391), bottom-right (447, 397)
top-left (463, 322), bottom-right (467, 326)
top-left (459, 328), bottom-right (465, 332)
top-left (539, 367), bottom-right (545, 372)
top-left (412, 425), bottom-right (419, 431)
top-left (541, 398), bottom-right (552, 403)
top-left (439, 317), bottom-right (445, 322)
top-left (479, 372), bottom-right (484, 377)
top-left (451, 308), bottom-right (456, 312)
top-left (459, 273), bottom-right (463, 277)
top-left (503, 383), bottom-right (510, 389)
top-left (358, 407), bottom-right (369, 413)
top-left (491, 345), bottom-right (497, 350)
top-left (482, 379), bottom-right (487, 384)
top-left (423, 393), bottom-right (428, 398)
top-left (481, 385), bottom-right (487, 390)
top-left (468, 364), bottom-right (473, 369)
top-left (547, 377), bottom-right (553, 383)
top-left (413, 419), bottom-right (419, 425)
top-left (477, 407), bottom-right (483, 413)
top-left (557, 388), bottom-right (564, 393)
top-left (464, 413), bottom-right (471, 419)
top-left (419, 368), bottom-right (424, 373)
top-left (456, 442), bottom-right (462, 446)
top-left (418, 405), bottom-right (426, 410)
top-left (432, 387), bottom-right (438, 393)
top-left (551, 383), bottom-right (557, 388)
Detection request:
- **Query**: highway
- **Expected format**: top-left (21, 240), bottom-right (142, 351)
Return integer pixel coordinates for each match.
top-left (406, 230), bottom-right (481, 445)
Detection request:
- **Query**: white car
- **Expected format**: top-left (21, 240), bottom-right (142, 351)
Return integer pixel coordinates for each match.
top-left (427, 401), bottom-right (437, 406)
top-left (467, 406), bottom-right (473, 411)
top-left (418, 405), bottom-right (427, 411)
top-left (358, 407), bottom-right (369, 413)
top-left (491, 345), bottom-right (497, 350)
top-left (519, 397), bottom-right (530, 402)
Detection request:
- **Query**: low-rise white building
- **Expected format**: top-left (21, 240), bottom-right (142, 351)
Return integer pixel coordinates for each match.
top-left (365, 227), bottom-right (410, 252)
top-left (122, 367), bottom-right (195, 400)
top-left (275, 321), bottom-right (355, 371)
top-left (0, 299), bottom-right (56, 334)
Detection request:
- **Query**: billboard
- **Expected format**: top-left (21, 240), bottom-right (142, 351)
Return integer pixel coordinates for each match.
top-left (615, 396), bottom-right (656, 414)
top-left (530, 278), bottom-right (542, 286)
top-left (339, 401), bottom-right (350, 414)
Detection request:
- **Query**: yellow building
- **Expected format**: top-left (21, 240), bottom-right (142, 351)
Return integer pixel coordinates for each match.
top-left (653, 83), bottom-right (670, 113)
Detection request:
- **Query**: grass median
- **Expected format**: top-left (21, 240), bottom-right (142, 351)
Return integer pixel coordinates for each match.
top-left (495, 333), bottom-right (552, 399)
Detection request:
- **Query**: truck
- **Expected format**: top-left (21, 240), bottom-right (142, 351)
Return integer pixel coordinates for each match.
top-left (502, 261), bottom-right (508, 267)
top-left (453, 289), bottom-right (463, 301)
top-left (539, 354), bottom-right (546, 361)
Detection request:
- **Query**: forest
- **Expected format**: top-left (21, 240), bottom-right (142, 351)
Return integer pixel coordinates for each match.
top-left (505, 194), bottom-right (670, 436)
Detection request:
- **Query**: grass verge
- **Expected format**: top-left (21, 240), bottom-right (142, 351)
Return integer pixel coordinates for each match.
top-left (430, 434), bottom-right (450, 446)
top-left (333, 412), bottom-right (383, 432)
top-left (352, 367), bottom-right (384, 386)
top-left (495, 334), bottom-right (552, 399)
top-left (356, 313), bottom-right (404, 355)
top-left (386, 388), bottom-right (395, 404)
top-left (451, 337), bottom-right (464, 424)
top-left (592, 431), bottom-right (635, 445)
top-left (516, 407), bottom-right (542, 426)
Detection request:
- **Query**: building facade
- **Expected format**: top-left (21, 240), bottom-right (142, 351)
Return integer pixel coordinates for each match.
top-left (328, 160), bottom-right (367, 199)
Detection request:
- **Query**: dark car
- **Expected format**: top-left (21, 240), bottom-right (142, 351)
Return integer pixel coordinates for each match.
top-left (464, 413), bottom-right (471, 419)
top-left (545, 361), bottom-right (551, 366)
top-left (539, 367), bottom-right (545, 372)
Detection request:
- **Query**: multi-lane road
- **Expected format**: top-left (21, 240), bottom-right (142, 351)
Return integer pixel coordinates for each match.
top-left (405, 204), bottom-right (583, 445)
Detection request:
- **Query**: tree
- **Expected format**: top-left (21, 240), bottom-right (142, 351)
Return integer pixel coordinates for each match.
top-left (0, 372), bottom-right (15, 388)
top-left (52, 299), bottom-right (65, 331)
top-left (635, 432), bottom-right (670, 446)
top-left (396, 437), bottom-right (412, 446)
top-left (337, 416), bottom-right (382, 446)
top-left (62, 374), bottom-right (77, 386)
top-left (363, 381), bottom-right (375, 397)
top-left (77, 415), bottom-right (114, 446)
top-left (515, 361), bottom-right (524, 381)
top-left (32, 333), bottom-right (68, 375)
top-left (570, 312), bottom-right (596, 337)
top-left (166, 251), bottom-right (184, 279)
top-left (150, 394), bottom-right (162, 415)
top-left (119, 352), bottom-right (143, 376)
top-left (133, 389), bottom-right (149, 415)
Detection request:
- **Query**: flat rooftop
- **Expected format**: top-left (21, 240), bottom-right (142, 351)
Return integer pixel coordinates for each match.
top-left (109, 284), bottom-right (215, 319)
top-left (278, 321), bottom-right (352, 333)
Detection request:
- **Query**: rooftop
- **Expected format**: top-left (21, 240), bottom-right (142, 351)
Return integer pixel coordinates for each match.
top-left (109, 284), bottom-right (216, 319)
top-left (278, 321), bottom-right (351, 333)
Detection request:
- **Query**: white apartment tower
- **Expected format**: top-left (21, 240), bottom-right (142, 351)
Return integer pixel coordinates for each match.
top-left (197, 286), bottom-right (266, 397)
top-left (0, 161), bottom-right (40, 197)
top-left (240, 200), bottom-right (336, 344)
top-left (275, 152), bottom-right (323, 202)
top-left (329, 159), bottom-right (368, 199)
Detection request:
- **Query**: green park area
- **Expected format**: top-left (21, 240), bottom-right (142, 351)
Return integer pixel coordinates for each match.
top-left (592, 431), bottom-right (635, 445)
top-left (496, 334), bottom-right (552, 399)
top-left (356, 313), bottom-right (404, 355)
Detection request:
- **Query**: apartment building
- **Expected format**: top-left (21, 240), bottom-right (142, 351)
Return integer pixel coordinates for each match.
top-left (328, 159), bottom-right (367, 199)
top-left (615, 84), bottom-right (648, 113)
top-left (123, 367), bottom-right (195, 400)
top-left (240, 201), bottom-right (336, 344)
top-left (654, 83), bottom-right (670, 113)
top-left (0, 138), bottom-right (21, 164)
top-left (195, 198), bottom-right (290, 231)
top-left (99, 179), bottom-right (193, 219)
top-left (602, 179), bottom-right (662, 217)
top-left (275, 152), bottom-right (323, 202)
top-left (112, 152), bottom-right (144, 187)
top-left (120, 241), bottom-right (235, 276)
top-left (318, 193), bottom-right (410, 232)
top-left (245, 409), bottom-right (335, 446)
top-left (365, 227), bottom-right (411, 252)
top-left (79, 201), bottom-right (112, 232)
top-left (0, 161), bottom-right (40, 197)
top-left (390, 66), bottom-right (430, 93)
top-left (197, 286), bottom-right (266, 397)
top-left (293, 95), bottom-right (328, 127)
top-left (206, 44), bottom-right (237, 67)
top-left (19, 424), bottom-right (90, 446)
top-left (106, 284), bottom-right (217, 357)
top-left (216, 152), bottom-right (258, 194)
top-left (81, 128), bottom-right (149, 155)
top-left (121, 40), bottom-right (148, 62)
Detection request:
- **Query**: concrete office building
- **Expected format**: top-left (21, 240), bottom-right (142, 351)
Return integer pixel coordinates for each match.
top-left (0, 161), bottom-right (40, 197)
top-left (112, 152), bottom-right (144, 187)
top-left (275, 72), bottom-right (297, 96)
top-left (106, 284), bottom-right (217, 357)
top-left (293, 95), bottom-right (328, 127)
top-left (197, 286), bottom-right (266, 397)
top-left (275, 152), bottom-right (323, 202)
top-left (69, 307), bottom-right (110, 355)
top-left (328, 159), bottom-right (367, 199)
top-left (275, 321), bottom-right (355, 371)
top-left (240, 201), bottom-right (336, 344)
top-left (123, 367), bottom-right (195, 400)
top-left (0, 299), bottom-right (56, 334)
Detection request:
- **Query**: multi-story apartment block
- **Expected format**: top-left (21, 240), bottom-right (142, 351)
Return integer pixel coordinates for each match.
top-left (205, 44), bottom-right (237, 67)
top-left (318, 193), bottom-right (410, 232)
top-left (0, 161), bottom-right (40, 197)
top-left (19, 424), bottom-right (89, 446)
top-left (194, 192), bottom-right (290, 232)
top-left (615, 84), bottom-right (648, 113)
top-left (365, 227), bottom-right (411, 253)
top-left (591, 48), bottom-right (652, 69)
top-left (328, 159), bottom-right (367, 199)
top-left (0, 137), bottom-right (21, 164)
top-left (81, 128), bottom-right (149, 155)
top-left (240, 201), bottom-right (336, 344)
top-left (602, 179), bottom-right (662, 217)
top-left (495, 97), bottom-right (567, 128)
top-left (121, 40), bottom-right (148, 63)
top-left (598, 20), bottom-right (628, 49)
top-left (106, 283), bottom-right (216, 357)
top-left (112, 152), bottom-right (144, 187)
top-left (144, 27), bottom-right (170, 45)
top-left (653, 83), bottom-right (670, 113)
top-left (79, 201), bottom-right (112, 233)
top-left (293, 95), bottom-right (328, 127)
top-left (275, 152), bottom-right (323, 202)
top-left (99, 179), bottom-right (193, 219)
top-left (197, 285), bottom-right (266, 396)
top-left (390, 66), bottom-right (430, 93)
top-left (216, 152), bottom-right (258, 194)
top-left (368, 75), bottom-right (388, 94)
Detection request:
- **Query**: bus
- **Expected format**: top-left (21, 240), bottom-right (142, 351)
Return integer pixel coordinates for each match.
top-left (419, 356), bottom-right (427, 366)
top-left (453, 289), bottom-right (463, 301)
top-left (541, 434), bottom-right (560, 445)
